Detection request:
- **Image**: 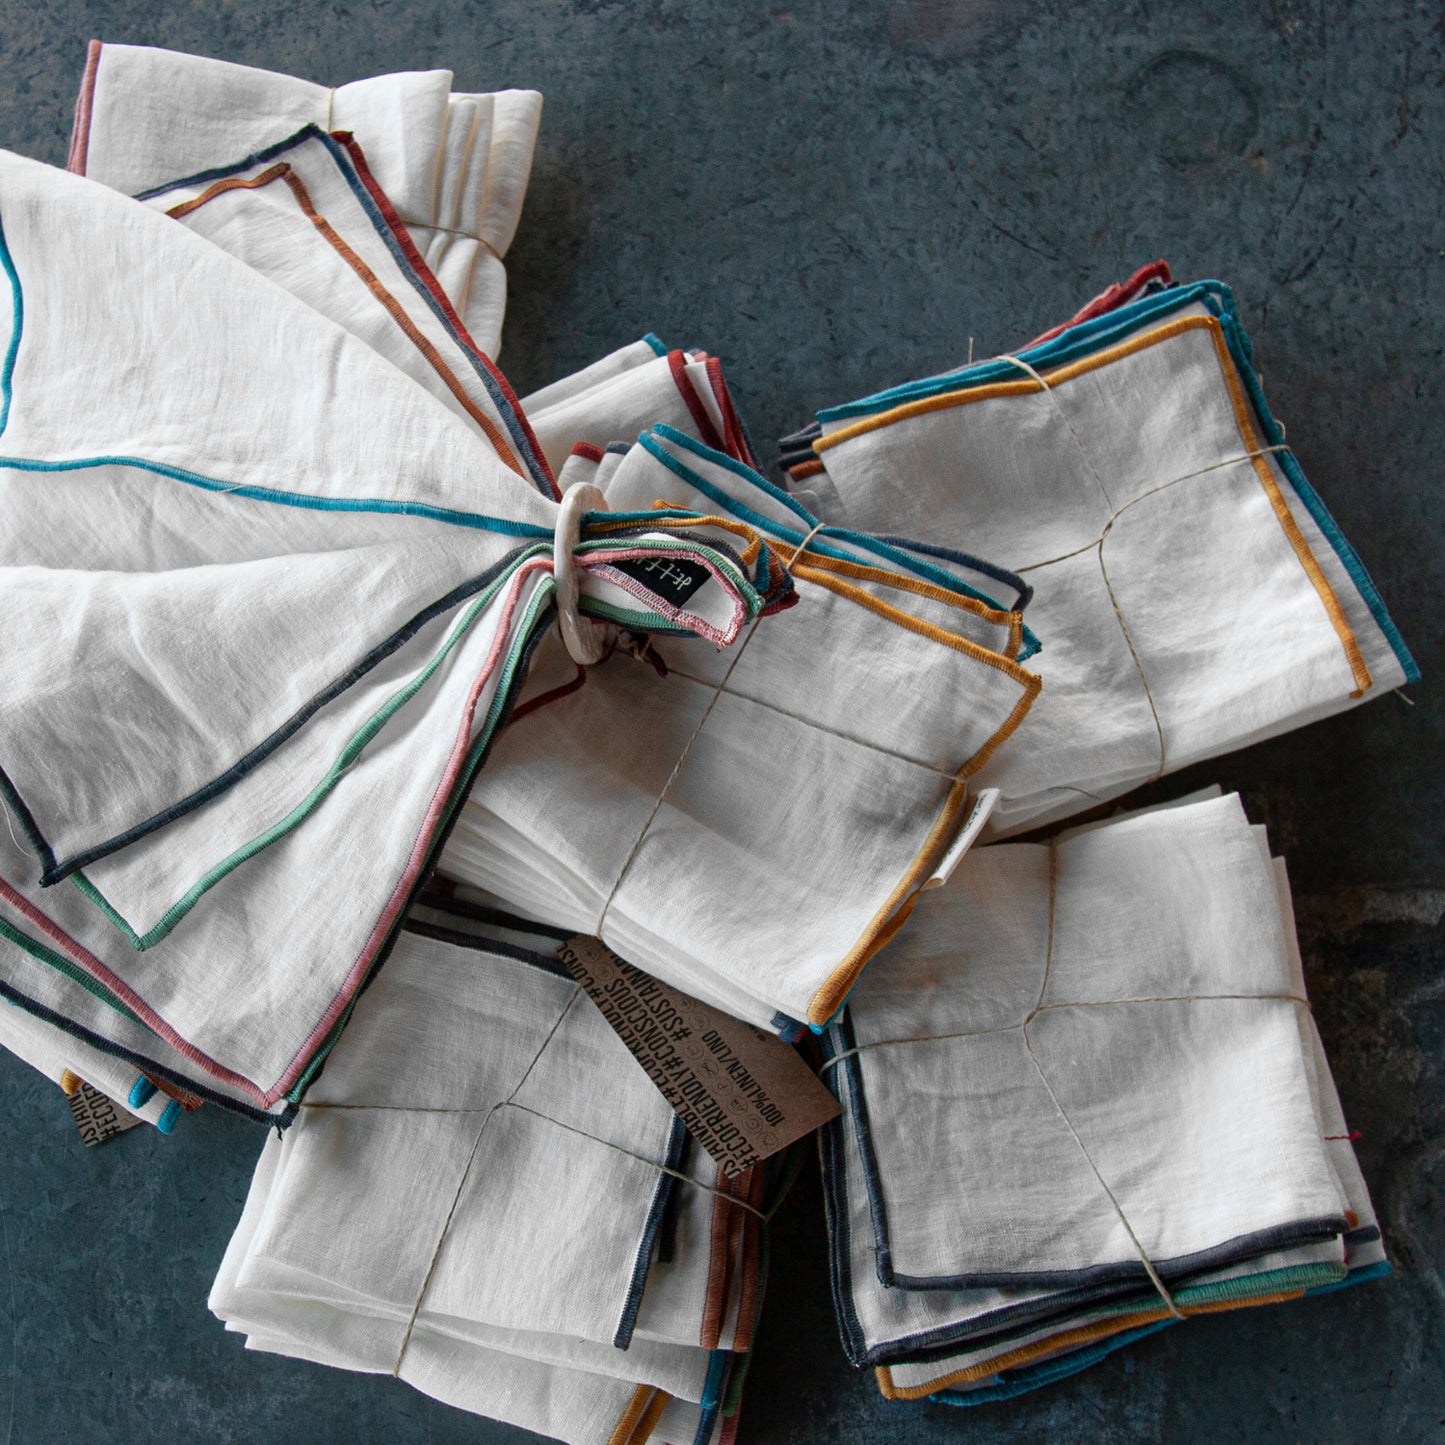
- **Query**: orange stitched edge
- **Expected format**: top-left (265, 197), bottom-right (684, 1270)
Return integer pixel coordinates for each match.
top-left (803, 667), bottom-right (1042, 1026)
top-left (795, 551), bottom-right (1024, 655)
top-left (168, 163), bottom-right (528, 478)
top-left (790, 564), bottom-right (1035, 683)
top-left (815, 313), bottom-right (1370, 694)
top-left (730, 1166), bottom-right (768, 1353)
top-left (881, 1287), bottom-right (1310, 1400)
top-left (805, 778), bottom-right (969, 1024)
top-left (1196, 320), bottom-right (1371, 695)
top-left (814, 315), bottom-right (1221, 450)
top-left (58, 1068), bottom-right (82, 1096)
top-left (627, 1389), bottom-right (669, 1445)
top-left (700, 1171), bottom-right (736, 1350)
top-left (607, 1386), bottom-right (657, 1445)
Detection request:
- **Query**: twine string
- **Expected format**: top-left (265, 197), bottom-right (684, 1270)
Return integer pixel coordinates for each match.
top-left (819, 837), bottom-right (1324, 1321)
top-left (996, 353), bottom-right (1189, 783)
top-left (389, 984), bottom-right (584, 1374)
top-left (380, 983), bottom-right (787, 1376)
top-left (591, 522), bottom-right (829, 940)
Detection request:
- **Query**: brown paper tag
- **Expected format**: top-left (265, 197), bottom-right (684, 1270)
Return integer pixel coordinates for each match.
top-left (559, 936), bottom-right (840, 1177)
top-left (65, 1079), bottom-right (142, 1146)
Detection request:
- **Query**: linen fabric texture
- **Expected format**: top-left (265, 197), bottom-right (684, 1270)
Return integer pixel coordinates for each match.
top-left (68, 40), bottom-right (540, 357)
top-left (819, 792), bottom-right (1385, 1401)
top-left (437, 352), bottom-right (1042, 1033)
top-left (781, 279), bottom-right (1417, 837)
top-left (0, 142), bottom-right (775, 1118)
top-left (212, 901), bottom-right (774, 1445)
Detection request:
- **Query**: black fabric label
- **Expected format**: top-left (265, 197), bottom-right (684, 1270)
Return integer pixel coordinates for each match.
top-left (609, 554), bottom-right (713, 611)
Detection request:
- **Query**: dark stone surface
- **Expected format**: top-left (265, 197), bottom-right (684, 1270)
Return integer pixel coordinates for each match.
top-left (0, 1), bottom-right (1440, 1441)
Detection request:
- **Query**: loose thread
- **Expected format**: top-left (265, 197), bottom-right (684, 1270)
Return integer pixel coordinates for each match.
top-left (394, 216), bottom-right (504, 257)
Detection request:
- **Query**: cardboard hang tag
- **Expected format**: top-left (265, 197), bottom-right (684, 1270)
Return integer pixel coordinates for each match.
top-left (65, 1079), bottom-right (142, 1146)
top-left (559, 936), bottom-right (840, 1178)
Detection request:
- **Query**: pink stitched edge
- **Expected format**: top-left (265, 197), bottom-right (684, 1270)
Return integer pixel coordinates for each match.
top-left (583, 547), bottom-right (747, 647)
top-left (265, 557), bottom-right (549, 1102)
top-left (0, 559), bottom-right (548, 1107)
top-left (0, 874), bottom-right (265, 1099)
top-left (65, 40), bottom-right (101, 176)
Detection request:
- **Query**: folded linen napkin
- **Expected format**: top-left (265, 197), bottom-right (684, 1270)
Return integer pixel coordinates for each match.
top-left (438, 350), bottom-right (1042, 1031)
top-left (212, 899), bottom-right (784, 1444)
top-left (819, 792), bottom-right (1384, 1400)
top-left (0, 147), bottom-right (774, 1117)
top-left (782, 278), bottom-right (1417, 837)
top-left (68, 40), bottom-right (540, 357)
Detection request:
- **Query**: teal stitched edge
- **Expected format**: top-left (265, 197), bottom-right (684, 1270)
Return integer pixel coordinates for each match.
top-left (811, 279), bottom-right (1416, 682)
top-left (70, 559), bottom-right (551, 949)
top-left (641, 427), bottom-right (1035, 650)
top-left (0, 914), bottom-right (143, 1026)
top-left (650, 423), bottom-right (1040, 644)
top-left (282, 588), bottom-right (557, 1102)
top-left (0, 210), bottom-right (21, 435)
top-left (61, 518), bottom-right (768, 949)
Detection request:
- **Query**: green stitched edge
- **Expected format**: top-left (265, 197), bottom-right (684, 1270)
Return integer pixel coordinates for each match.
top-left (0, 914), bottom-right (143, 1026)
top-left (282, 582), bottom-right (557, 1102)
top-left (73, 558), bottom-right (549, 949)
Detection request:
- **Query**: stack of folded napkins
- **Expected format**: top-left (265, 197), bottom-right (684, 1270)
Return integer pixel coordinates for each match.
top-left (214, 897), bottom-right (785, 1445)
top-left (0, 40), bottom-right (1414, 1444)
top-left (0, 58), bottom-right (782, 1126)
top-left (780, 277), bottom-right (1418, 837)
top-left (819, 792), bottom-right (1386, 1405)
top-left (441, 367), bottom-right (1042, 1033)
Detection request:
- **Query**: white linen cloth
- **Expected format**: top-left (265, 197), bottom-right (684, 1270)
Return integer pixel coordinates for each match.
top-left (439, 372), bottom-right (1043, 1031)
top-left (212, 904), bottom-right (766, 1444)
top-left (785, 282), bottom-right (1417, 837)
top-left (820, 793), bottom-right (1384, 1397)
top-left (67, 40), bottom-right (541, 358)
top-left (0, 147), bottom-right (772, 1116)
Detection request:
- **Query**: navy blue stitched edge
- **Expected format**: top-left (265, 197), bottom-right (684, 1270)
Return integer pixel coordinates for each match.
top-left (0, 971), bottom-right (286, 1125)
top-left (138, 123), bottom-right (556, 496)
top-left (614, 1113), bottom-right (690, 1350)
top-left (34, 546), bottom-right (535, 885)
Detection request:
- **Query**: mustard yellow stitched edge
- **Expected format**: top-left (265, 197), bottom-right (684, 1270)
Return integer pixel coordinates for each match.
top-left (790, 564), bottom-right (1035, 683)
top-left (629, 1389), bottom-right (669, 1445)
top-left (813, 314), bottom-right (1219, 449)
top-left (607, 505), bottom-right (766, 568)
top-left (794, 550), bottom-right (1024, 656)
top-left (802, 668), bottom-right (1042, 1026)
top-left (878, 1287), bottom-right (1308, 1401)
top-left (607, 1385), bottom-right (657, 1445)
top-left (815, 313), bottom-right (1371, 694)
top-left (805, 778), bottom-right (970, 1025)
top-left (1197, 321), bottom-right (1371, 695)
